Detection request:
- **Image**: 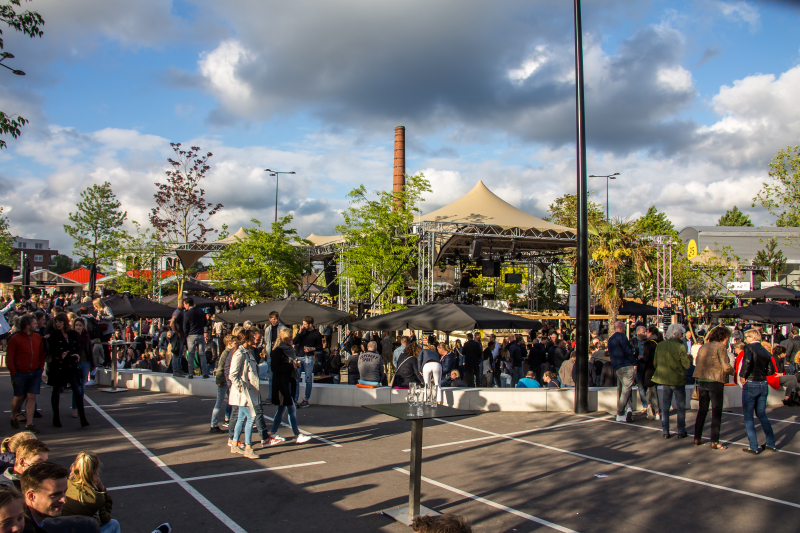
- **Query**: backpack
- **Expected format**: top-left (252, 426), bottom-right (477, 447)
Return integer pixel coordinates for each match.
top-left (84, 316), bottom-right (102, 340)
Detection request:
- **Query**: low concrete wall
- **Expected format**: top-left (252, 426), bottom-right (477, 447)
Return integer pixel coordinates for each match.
top-left (95, 370), bottom-right (787, 412)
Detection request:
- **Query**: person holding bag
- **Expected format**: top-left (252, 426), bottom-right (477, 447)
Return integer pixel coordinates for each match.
top-left (739, 329), bottom-right (777, 454)
top-left (692, 326), bottom-right (734, 450)
top-left (228, 329), bottom-right (262, 459)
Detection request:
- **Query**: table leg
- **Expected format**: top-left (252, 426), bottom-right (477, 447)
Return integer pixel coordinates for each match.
top-left (408, 418), bottom-right (423, 523)
top-left (111, 345), bottom-right (118, 390)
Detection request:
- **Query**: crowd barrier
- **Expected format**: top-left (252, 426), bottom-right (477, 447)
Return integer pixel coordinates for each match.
top-left (94, 369), bottom-right (788, 412)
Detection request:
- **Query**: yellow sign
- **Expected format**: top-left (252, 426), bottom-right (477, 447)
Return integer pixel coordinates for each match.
top-left (687, 239), bottom-right (697, 260)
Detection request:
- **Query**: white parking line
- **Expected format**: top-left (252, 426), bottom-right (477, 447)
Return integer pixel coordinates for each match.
top-left (393, 468), bottom-right (578, 533)
top-left (724, 411), bottom-right (800, 426)
top-left (262, 414), bottom-right (342, 448)
top-left (402, 417), bottom-right (608, 452)
top-left (108, 461), bottom-right (326, 491)
top-left (85, 396), bottom-right (248, 533)
top-left (433, 418), bottom-right (800, 510)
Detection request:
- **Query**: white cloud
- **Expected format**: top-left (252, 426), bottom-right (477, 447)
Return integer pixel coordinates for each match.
top-left (717, 1), bottom-right (760, 31)
top-left (657, 66), bottom-right (693, 92)
top-left (507, 45), bottom-right (550, 84)
top-left (198, 40), bottom-right (255, 110)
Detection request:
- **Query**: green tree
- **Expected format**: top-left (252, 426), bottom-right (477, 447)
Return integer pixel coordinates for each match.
top-left (754, 146), bottom-right (800, 233)
top-left (0, 207), bottom-right (16, 266)
top-left (636, 205), bottom-right (676, 235)
top-left (113, 221), bottom-right (167, 298)
top-left (753, 237), bottom-right (787, 282)
top-left (544, 192), bottom-right (604, 229)
top-left (335, 174), bottom-right (431, 313)
top-left (717, 206), bottom-right (753, 227)
top-left (212, 217), bottom-right (309, 302)
top-left (589, 218), bottom-right (653, 328)
top-left (63, 181), bottom-right (127, 271)
top-left (50, 254), bottom-right (75, 274)
top-left (626, 206), bottom-right (681, 305)
top-left (1, 0), bottom-right (45, 149)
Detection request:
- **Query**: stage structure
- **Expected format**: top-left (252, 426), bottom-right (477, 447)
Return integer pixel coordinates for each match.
top-left (414, 181), bottom-right (576, 304)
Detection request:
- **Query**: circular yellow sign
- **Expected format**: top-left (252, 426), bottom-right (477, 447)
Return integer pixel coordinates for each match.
top-left (687, 239), bottom-right (697, 260)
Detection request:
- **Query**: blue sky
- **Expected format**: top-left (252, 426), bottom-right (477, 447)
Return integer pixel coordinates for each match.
top-left (1, 0), bottom-right (799, 256)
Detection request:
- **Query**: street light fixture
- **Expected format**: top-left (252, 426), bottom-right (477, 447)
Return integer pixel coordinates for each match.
top-left (0, 53), bottom-right (25, 75)
top-left (264, 169), bottom-right (296, 222)
top-left (588, 172), bottom-right (620, 220)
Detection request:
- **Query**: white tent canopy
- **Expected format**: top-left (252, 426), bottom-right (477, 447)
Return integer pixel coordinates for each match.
top-left (173, 227), bottom-right (249, 269)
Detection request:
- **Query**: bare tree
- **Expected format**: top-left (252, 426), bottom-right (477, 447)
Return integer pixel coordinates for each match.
top-left (150, 143), bottom-right (223, 291)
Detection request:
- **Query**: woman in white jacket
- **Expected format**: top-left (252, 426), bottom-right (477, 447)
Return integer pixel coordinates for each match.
top-left (228, 329), bottom-right (261, 459)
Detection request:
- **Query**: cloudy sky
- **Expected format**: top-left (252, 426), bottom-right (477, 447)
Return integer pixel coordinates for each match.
top-left (1, 0), bottom-right (799, 256)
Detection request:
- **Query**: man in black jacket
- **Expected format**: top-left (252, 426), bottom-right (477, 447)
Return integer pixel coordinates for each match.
top-left (740, 329), bottom-right (777, 454)
top-left (506, 335), bottom-right (524, 386)
top-left (528, 339), bottom-right (547, 384)
top-left (183, 297), bottom-right (209, 379)
top-left (293, 316), bottom-right (323, 408)
top-left (461, 333), bottom-right (482, 387)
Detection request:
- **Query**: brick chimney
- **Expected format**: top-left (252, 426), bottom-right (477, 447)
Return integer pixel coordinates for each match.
top-left (393, 125), bottom-right (405, 208)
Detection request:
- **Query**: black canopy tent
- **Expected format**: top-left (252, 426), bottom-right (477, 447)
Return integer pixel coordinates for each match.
top-left (159, 294), bottom-right (219, 309)
top-left (589, 301), bottom-right (659, 316)
top-left (68, 293), bottom-right (175, 319)
top-left (740, 286), bottom-right (800, 300)
top-left (711, 302), bottom-right (800, 324)
top-left (215, 297), bottom-right (355, 326)
top-left (348, 300), bottom-right (542, 332)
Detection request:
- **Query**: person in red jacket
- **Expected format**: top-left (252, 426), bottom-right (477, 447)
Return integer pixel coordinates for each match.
top-left (6, 315), bottom-right (46, 433)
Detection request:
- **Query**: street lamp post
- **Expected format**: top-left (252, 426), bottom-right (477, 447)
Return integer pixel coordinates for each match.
top-left (264, 169), bottom-right (296, 222)
top-left (588, 173), bottom-right (620, 220)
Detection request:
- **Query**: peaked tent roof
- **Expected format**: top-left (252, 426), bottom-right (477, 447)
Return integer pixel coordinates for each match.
top-left (420, 181), bottom-right (575, 234)
top-left (11, 269), bottom-right (82, 287)
top-left (304, 234), bottom-right (345, 247)
top-left (174, 227), bottom-right (249, 269)
top-left (61, 268), bottom-right (105, 284)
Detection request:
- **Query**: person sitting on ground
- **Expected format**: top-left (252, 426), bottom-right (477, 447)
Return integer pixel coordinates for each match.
top-left (0, 432), bottom-right (36, 473)
top-left (516, 370), bottom-right (541, 388)
top-left (357, 341), bottom-right (385, 386)
top-left (449, 370), bottom-right (468, 388)
top-left (412, 513), bottom-right (472, 533)
top-left (0, 484), bottom-right (25, 532)
top-left (347, 345), bottom-right (362, 385)
top-left (392, 342), bottom-right (423, 388)
top-left (543, 371), bottom-right (560, 388)
top-left (1, 440), bottom-right (49, 490)
top-left (62, 451), bottom-right (120, 533)
top-left (21, 461), bottom-right (91, 533)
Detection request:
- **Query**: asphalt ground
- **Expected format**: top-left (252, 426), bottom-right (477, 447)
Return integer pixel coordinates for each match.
top-left (3, 370), bottom-right (800, 533)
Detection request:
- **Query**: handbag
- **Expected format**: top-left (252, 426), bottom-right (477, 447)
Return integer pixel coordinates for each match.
top-left (691, 384), bottom-right (700, 401)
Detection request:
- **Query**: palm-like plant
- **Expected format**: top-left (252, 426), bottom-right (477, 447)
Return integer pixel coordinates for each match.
top-left (589, 218), bottom-right (653, 329)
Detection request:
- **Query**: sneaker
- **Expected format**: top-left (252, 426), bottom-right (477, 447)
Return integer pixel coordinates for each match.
top-left (615, 415), bottom-right (627, 422)
top-left (209, 426), bottom-right (223, 434)
top-left (242, 447), bottom-right (259, 459)
top-left (655, 414), bottom-right (661, 421)
top-left (85, 380), bottom-right (96, 386)
top-left (296, 434), bottom-right (311, 444)
top-left (222, 421), bottom-right (229, 428)
top-left (151, 524), bottom-right (172, 533)
top-left (9, 418), bottom-right (19, 430)
top-left (267, 435), bottom-right (285, 446)
top-left (625, 411), bottom-right (633, 423)
top-left (187, 375), bottom-right (193, 380)
top-left (24, 424), bottom-right (39, 434)
top-left (231, 445), bottom-right (243, 454)
top-left (298, 400), bottom-right (310, 409)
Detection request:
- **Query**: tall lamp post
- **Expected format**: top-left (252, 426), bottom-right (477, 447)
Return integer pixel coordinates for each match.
top-left (573, 0), bottom-right (590, 414)
top-left (588, 173), bottom-right (620, 220)
top-left (264, 169), bottom-right (296, 222)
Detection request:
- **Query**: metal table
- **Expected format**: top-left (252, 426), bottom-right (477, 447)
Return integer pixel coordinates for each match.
top-left (98, 341), bottom-right (134, 393)
top-left (363, 403), bottom-right (478, 526)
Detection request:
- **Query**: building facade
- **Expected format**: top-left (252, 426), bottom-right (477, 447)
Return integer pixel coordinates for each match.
top-left (678, 226), bottom-right (800, 288)
top-left (13, 238), bottom-right (59, 272)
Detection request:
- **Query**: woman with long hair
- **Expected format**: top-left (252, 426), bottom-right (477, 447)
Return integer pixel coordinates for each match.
top-left (692, 326), bottom-right (734, 449)
top-left (93, 298), bottom-right (114, 366)
top-left (392, 342), bottom-right (423, 388)
top-left (62, 451), bottom-right (120, 532)
top-left (267, 329), bottom-right (311, 446)
top-left (47, 313), bottom-right (89, 428)
top-left (71, 318), bottom-right (93, 420)
top-left (228, 329), bottom-right (262, 459)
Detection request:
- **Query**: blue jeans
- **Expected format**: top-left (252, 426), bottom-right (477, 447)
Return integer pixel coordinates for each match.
top-left (185, 335), bottom-right (208, 375)
top-left (233, 406), bottom-right (255, 446)
top-left (72, 361), bottom-right (91, 410)
top-left (210, 385), bottom-right (227, 427)
top-left (660, 385), bottom-right (687, 435)
top-left (512, 366), bottom-right (524, 387)
top-left (270, 403), bottom-right (300, 435)
top-left (634, 364), bottom-right (648, 409)
top-left (100, 519), bottom-right (121, 533)
top-left (742, 381), bottom-right (776, 451)
top-left (294, 356), bottom-right (314, 401)
top-left (171, 342), bottom-right (184, 373)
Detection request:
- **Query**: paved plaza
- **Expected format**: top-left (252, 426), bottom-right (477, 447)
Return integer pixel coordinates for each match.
top-left (5, 372), bottom-right (800, 532)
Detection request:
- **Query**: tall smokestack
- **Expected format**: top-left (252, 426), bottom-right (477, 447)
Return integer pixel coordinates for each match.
top-left (393, 125), bottom-right (405, 208)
